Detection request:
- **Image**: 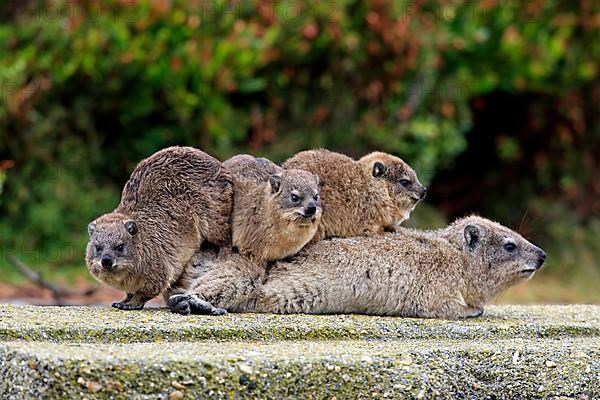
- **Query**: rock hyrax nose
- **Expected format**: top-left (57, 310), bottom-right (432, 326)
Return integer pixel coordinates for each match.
top-left (304, 204), bottom-right (317, 216)
top-left (101, 255), bottom-right (113, 268)
top-left (537, 250), bottom-right (547, 269)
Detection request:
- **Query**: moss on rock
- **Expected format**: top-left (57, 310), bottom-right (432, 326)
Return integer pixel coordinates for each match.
top-left (1, 338), bottom-right (598, 399)
top-left (1, 304), bottom-right (598, 398)
top-left (0, 304), bottom-right (598, 343)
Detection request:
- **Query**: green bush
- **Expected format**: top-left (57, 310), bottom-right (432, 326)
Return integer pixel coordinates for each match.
top-left (0, 0), bottom-right (598, 274)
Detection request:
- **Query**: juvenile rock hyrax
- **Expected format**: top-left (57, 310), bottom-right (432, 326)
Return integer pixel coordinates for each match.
top-left (86, 146), bottom-right (233, 311)
top-left (170, 216), bottom-right (546, 319)
top-left (283, 149), bottom-right (426, 242)
top-left (224, 154), bottom-right (322, 262)
top-left (165, 155), bottom-right (321, 315)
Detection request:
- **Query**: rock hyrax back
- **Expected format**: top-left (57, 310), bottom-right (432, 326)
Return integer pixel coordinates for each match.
top-left (283, 149), bottom-right (426, 242)
top-left (86, 146), bottom-right (233, 311)
top-left (171, 216), bottom-right (546, 319)
top-left (224, 154), bottom-right (322, 262)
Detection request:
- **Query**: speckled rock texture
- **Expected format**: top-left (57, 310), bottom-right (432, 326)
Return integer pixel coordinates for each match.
top-left (0, 304), bottom-right (598, 399)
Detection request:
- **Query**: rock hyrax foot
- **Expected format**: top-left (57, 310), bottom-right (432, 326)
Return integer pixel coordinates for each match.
top-left (168, 294), bottom-right (228, 316)
top-left (112, 302), bottom-right (144, 310)
top-left (466, 307), bottom-right (484, 318)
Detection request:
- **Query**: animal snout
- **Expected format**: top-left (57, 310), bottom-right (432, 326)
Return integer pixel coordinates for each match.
top-left (101, 255), bottom-right (113, 269)
top-left (419, 187), bottom-right (427, 200)
top-left (536, 250), bottom-right (546, 269)
top-left (304, 203), bottom-right (317, 217)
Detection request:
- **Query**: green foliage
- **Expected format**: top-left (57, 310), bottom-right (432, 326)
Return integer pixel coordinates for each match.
top-left (0, 0), bottom-right (598, 278)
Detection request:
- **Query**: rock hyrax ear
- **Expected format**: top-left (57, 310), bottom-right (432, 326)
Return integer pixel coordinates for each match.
top-left (372, 161), bottom-right (386, 178)
top-left (312, 174), bottom-right (320, 186)
top-left (88, 221), bottom-right (96, 237)
top-left (464, 224), bottom-right (483, 249)
top-left (124, 220), bottom-right (138, 236)
top-left (269, 174), bottom-right (282, 194)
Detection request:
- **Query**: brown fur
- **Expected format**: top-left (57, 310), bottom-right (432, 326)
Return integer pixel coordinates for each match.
top-left (86, 146), bottom-right (233, 311)
top-left (171, 216), bottom-right (546, 319)
top-left (224, 154), bottom-right (322, 263)
top-left (166, 155), bottom-right (322, 315)
top-left (282, 149), bottom-right (426, 242)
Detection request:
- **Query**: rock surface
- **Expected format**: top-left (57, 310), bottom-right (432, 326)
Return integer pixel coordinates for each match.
top-left (0, 304), bottom-right (598, 399)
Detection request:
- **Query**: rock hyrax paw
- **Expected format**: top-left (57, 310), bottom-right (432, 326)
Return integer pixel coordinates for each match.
top-left (112, 302), bottom-right (144, 310)
top-left (466, 308), bottom-right (484, 318)
top-left (210, 307), bottom-right (228, 316)
top-left (174, 301), bottom-right (191, 315)
top-left (167, 294), bottom-right (192, 315)
top-left (186, 296), bottom-right (227, 316)
top-left (167, 294), bottom-right (189, 307)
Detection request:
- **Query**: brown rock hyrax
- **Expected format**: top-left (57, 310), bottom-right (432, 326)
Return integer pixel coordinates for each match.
top-left (282, 149), bottom-right (426, 242)
top-left (224, 154), bottom-right (322, 262)
top-left (86, 146), bottom-right (232, 312)
top-left (170, 216), bottom-right (546, 319)
top-left (165, 155), bottom-right (321, 316)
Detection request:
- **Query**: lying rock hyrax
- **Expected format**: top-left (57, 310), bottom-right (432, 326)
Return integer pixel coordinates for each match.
top-left (86, 146), bottom-right (233, 311)
top-left (283, 149), bottom-right (426, 242)
top-left (170, 216), bottom-right (546, 319)
top-left (224, 154), bottom-right (322, 262)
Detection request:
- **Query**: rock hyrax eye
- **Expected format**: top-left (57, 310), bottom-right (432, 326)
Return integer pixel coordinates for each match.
top-left (399, 179), bottom-right (411, 188)
top-left (503, 243), bottom-right (516, 252)
top-left (291, 193), bottom-right (300, 203)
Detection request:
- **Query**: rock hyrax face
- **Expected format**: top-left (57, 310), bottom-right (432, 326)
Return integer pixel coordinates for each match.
top-left (358, 152), bottom-right (427, 224)
top-left (86, 213), bottom-right (138, 284)
top-left (452, 216), bottom-right (547, 291)
top-left (268, 169), bottom-right (322, 228)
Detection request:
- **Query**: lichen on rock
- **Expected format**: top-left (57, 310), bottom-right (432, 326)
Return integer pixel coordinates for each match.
top-left (0, 304), bottom-right (598, 399)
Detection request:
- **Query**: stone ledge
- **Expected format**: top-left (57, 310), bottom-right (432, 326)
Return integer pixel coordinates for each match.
top-left (1, 304), bottom-right (598, 343)
top-left (2, 304), bottom-right (598, 399)
top-left (2, 338), bottom-right (598, 399)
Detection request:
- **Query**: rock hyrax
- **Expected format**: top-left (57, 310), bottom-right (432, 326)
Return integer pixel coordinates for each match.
top-left (283, 149), bottom-right (426, 242)
top-left (86, 146), bottom-right (233, 311)
top-left (170, 216), bottom-right (546, 319)
top-left (224, 154), bottom-right (322, 262)
top-left (165, 154), bottom-right (321, 315)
